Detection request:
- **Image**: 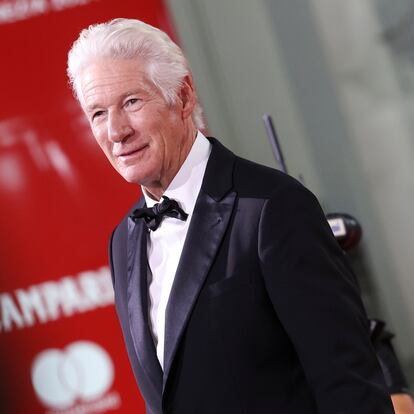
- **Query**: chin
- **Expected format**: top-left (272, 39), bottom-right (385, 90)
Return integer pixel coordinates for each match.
top-left (121, 167), bottom-right (157, 186)
top-left (122, 173), bottom-right (143, 184)
top-left (116, 167), bottom-right (139, 184)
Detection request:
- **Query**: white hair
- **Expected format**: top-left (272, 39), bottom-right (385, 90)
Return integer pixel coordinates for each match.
top-left (67, 18), bottom-right (204, 129)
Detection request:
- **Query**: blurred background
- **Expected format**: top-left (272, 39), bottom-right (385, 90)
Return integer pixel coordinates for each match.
top-left (1, 0), bottom-right (413, 412)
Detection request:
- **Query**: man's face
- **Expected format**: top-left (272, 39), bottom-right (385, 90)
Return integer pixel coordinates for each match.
top-left (79, 58), bottom-right (194, 193)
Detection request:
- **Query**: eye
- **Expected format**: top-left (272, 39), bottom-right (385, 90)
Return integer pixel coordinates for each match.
top-left (92, 110), bottom-right (105, 120)
top-left (125, 98), bottom-right (140, 107)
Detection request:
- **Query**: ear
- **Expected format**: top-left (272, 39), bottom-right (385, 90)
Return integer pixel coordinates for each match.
top-left (179, 74), bottom-right (196, 120)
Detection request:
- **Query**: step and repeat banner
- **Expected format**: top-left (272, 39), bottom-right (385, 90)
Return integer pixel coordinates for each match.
top-left (0, 1), bottom-right (175, 412)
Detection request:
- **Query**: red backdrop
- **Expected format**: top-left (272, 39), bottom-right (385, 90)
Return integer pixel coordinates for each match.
top-left (0, 1), bottom-right (176, 412)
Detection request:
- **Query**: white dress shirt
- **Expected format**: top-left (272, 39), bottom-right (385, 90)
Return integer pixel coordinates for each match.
top-left (142, 131), bottom-right (212, 369)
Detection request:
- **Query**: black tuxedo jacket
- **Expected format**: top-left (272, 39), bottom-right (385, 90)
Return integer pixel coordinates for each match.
top-left (109, 138), bottom-right (394, 414)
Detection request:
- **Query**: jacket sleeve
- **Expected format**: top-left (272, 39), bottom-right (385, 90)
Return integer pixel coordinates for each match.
top-left (258, 183), bottom-right (394, 414)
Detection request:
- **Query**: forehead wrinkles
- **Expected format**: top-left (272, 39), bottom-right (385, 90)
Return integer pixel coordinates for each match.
top-left (82, 76), bottom-right (126, 102)
top-left (81, 67), bottom-right (155, 107)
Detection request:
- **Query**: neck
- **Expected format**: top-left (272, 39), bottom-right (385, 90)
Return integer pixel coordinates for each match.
top-left (143, 126), bottom-right (198, 200)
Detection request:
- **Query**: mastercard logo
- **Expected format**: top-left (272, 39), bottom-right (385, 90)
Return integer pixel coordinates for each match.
top-left (31, 341), bottom-right (114, 409)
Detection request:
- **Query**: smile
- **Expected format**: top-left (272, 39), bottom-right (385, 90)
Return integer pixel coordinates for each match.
top-left (116, 145), bottom-right (149, 161)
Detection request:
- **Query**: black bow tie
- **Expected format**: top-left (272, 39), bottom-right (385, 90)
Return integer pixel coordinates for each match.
top-left (131, 196), bottom-right (188, 231)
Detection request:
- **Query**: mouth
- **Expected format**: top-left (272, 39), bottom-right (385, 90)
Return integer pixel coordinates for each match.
top-left (116, 145), bottom-right (149, 161)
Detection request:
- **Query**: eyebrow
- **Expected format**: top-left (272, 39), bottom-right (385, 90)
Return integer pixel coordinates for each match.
top-left (85, 103), bottom-right (102, 112)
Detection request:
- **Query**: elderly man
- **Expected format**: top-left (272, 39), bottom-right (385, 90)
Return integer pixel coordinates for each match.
top-left (67, 18), bottom-right (394, 414)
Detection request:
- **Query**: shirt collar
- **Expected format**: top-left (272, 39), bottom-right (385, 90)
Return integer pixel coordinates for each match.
top-left (142, 131), bottom-right (212, 215)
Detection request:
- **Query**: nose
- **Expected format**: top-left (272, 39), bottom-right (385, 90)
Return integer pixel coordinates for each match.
top-left (107, 110), bottom-right (133, 143)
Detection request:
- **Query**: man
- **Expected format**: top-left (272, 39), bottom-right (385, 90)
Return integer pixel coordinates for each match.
top-left (67, 18), bottom-right (394, 414)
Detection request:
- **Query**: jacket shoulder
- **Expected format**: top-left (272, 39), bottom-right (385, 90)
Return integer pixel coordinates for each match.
top-left (232, 155), bottom-right (309, 200)
top-left (109, 197), bottom-right (143, 276)
top-left (112, 197), bottom-right (143, 237)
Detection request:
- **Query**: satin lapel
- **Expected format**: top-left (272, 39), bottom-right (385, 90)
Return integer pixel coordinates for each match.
top-left (127, 214), bottom-right (163, 395)
top-left (163, 188), bottom-right (236, 390)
